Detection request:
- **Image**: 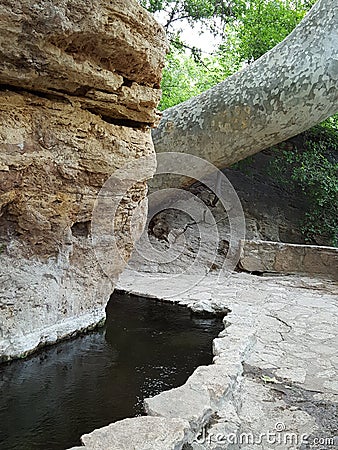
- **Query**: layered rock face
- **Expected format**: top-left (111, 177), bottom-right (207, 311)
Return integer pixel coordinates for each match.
top-left (0, 0), bottom-right (167, 361)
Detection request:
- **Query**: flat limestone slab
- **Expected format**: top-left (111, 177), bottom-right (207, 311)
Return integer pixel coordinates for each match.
top-left (77, 416), bottom-right (191, 450)
top-left (117, 270), bottom-right (338, 449)
top-left (69, 270), bottom-right (337, 449)
top-left (240, 240), bottom-right (338, 279)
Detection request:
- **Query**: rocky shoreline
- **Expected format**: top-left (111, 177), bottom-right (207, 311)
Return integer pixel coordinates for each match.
top-left (68, 269), bottom-right (337, 449)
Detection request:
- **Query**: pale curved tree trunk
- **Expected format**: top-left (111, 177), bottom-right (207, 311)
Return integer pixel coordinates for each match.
top-left (152, 0), bottom-right (338, 174)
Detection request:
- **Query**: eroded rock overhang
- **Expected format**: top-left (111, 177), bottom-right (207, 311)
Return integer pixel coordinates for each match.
top-left (0, 0), bottom-right (168, 361)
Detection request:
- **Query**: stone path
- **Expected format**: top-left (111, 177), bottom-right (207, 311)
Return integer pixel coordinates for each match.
top-left (71, 270), bottom-right (337, 449)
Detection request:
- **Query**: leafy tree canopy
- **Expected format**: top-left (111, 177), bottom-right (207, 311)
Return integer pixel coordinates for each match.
top-left (141, 1), bottom-right (315, 56)
top-left (232, 0), bottom-right (315, 62)
top-left (139, 0), bottom-right (235, 35)
top-left (141, 0), bottom-right (316, 109)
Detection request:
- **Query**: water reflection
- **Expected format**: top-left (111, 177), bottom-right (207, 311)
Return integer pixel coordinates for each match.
top-left (0, 291), bottom-right (223, 450)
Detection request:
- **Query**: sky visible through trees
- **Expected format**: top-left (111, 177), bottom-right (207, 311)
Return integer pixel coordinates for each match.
top-left (141, 0), bottom-right (317, 109)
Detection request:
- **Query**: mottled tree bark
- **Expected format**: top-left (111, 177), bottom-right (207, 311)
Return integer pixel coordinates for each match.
top-left (152, 0), bottom-right (338, 173)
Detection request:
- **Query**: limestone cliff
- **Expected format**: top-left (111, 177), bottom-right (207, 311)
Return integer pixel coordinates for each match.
top-left (0, 0), bottom-right (167, 361)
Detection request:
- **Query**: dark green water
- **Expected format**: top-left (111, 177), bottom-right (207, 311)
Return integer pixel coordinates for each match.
top-left (0, 291), bottom-right (223, 450)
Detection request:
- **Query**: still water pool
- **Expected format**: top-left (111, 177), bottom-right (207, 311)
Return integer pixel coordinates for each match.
top-left (0, 291), bottom-right (223, 450)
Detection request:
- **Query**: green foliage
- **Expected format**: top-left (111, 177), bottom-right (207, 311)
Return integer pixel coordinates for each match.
top-left (159, 51), bottom-right (209, 109)
top-left (140, 0), bottom-right (234, 34)
top-left (232, 0), bottom-right (315, 62)
top-left (270, 115), bottom-right (338, 246)
top-left (143, 0), bottom-right (316, 111)
top-left (159, 49), bottom-right (239, 109)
